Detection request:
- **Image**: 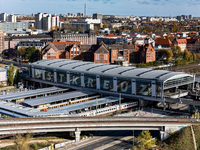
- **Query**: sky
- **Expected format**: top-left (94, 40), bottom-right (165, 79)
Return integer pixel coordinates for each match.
top-left (0, 0), bottom-right (200, 17)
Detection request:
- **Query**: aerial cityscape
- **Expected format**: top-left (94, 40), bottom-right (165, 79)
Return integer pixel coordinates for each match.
top-left (1, 1), bottom-right (200, 150)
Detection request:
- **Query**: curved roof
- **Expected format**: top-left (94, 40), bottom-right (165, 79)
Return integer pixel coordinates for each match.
top-left (31, 59), bottom-right (193, 82)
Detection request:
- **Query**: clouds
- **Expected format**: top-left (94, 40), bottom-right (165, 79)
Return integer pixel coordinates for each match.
top-left (0, 0), bottom-right (199, 16)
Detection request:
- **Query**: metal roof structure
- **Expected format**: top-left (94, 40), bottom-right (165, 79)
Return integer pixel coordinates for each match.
top-left (47, 96), bottom-right (122, 112)
top-left (0, 96), bottom-right (123, 118)
top-left (22, 90), bottom-right (96, 107)
top-left (31, 59), bottom-right (193, 82)
top-left (0, 87), bottom-right (68, 102)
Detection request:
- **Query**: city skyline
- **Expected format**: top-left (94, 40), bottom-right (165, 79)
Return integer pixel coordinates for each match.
top-left (0, 0), bottom-right (200, 17)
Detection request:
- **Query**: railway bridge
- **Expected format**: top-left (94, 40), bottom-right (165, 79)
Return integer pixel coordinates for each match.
top-left (0, 117), bottom-right (198, 141)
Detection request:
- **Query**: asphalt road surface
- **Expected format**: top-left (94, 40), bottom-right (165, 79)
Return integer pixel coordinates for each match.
top-left (61, 130), bottom-right (135, 150)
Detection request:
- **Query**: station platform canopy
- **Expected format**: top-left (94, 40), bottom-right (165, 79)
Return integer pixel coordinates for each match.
top-left (47, 96), bottom-right (123, 113)
top-left (22, 90), bottom-right (96, 107)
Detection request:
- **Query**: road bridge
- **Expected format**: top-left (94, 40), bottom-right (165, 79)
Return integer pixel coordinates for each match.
top-left (0, 117), bottom-right (198, 141)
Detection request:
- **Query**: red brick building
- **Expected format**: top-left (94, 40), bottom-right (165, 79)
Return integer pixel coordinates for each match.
top-left (110, 44), bottom-right (135, 64)
top-left (81, 42), bottom-right (109, 64)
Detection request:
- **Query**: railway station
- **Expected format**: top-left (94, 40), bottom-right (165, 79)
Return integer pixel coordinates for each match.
top-left (0, 90), bottom-right (135, 118)
top-left (27, 59), bottom-right (194, 102)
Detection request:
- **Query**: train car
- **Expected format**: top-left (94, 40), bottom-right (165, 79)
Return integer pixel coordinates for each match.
top-left (73, 101), bottom-right (138, 117)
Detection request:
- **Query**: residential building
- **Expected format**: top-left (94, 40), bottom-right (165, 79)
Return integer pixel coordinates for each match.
top-left (7, 14), bottom-right (16, 22)
top-left (3, 34), bottom-right (52, 58)
top-left (0, 13), bottom-right (7, 22)
top-left (155, 37), bottom-right (173, 51)
top-left (130, 39), bottom-right (156, 63)
top-left (42, 41), bottom-right (81, 60)
top-left (0, 21), bottom-right (29, 33)
top-left (187, 38), bottom-right (200, 53)
top-left (93, 13), bottom-right (103, 23)
top-left (0, 30), bottom-right (4, 54)
top-left (110, 44), bottom-right (135, 64)
top-left (173, 38), bottom-right (187, 52)
top-left (43, 13), bottom-right (51, 31)
top-left (35, 13), bottom-right (59, 31)
top-left (17, 41), bottom-right (46, 50)
top-left (35, 13), bottom-right (43, 29)
top-left (0, 13), bottom-right (16, 22)
top-left (52, 30), bottom-right (97, 45)
top-left (0, 68), bottom-right (7, 86)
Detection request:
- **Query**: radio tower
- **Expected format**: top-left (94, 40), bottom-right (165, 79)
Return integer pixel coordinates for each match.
top-left (85, 4), bottom-right (86, 17)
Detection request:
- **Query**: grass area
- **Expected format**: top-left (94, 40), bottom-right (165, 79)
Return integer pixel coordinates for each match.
top-left (192, 125), bottom-right (200, 150)
top-left (35, 136), bottom-right (62, 140)
top-left (159, 126), bottom-right (194, 150)
top-left (0, 142), bottom-right (52, 150)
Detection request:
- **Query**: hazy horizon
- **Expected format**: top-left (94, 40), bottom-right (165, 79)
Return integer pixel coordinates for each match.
top-left (0, 0), bottom-right (200, 17)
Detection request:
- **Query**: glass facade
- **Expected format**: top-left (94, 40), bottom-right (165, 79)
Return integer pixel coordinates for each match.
top-left (84, 74), bottom-right (96, 89)
top-left (117, 78), bottom-right (131, 94)
top-left (34, 68), bottom-right (43, 80)
top-left (70, 72), bottom-right (81, 87)
top-left (136, 80), bottom-right (152, 96)
top-left (156, 82), bottom-right (162, 98)
top-left (57, 71), bottom-right (67, 84)
top-left (100, 76), bottom-right (113, 92)
top-left (164, 76), bottom-right (194, 89)
top-left (45, 70), bottom-right (54, 82)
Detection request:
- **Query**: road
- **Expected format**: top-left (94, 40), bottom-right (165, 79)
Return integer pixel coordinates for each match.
top-left (60, 131), bottom-right (134, 150)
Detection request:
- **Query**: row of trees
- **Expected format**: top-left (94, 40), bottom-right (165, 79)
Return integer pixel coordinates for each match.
top-left (158, 46), bottom-right (197, 65)
top-left (16, 47), bottom-right (41, 63)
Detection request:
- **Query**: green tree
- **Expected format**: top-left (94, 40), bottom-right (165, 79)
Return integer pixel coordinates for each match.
top-left (171, 46), bottom-right (182, 60)
top-left (183, 49), bottom-right (191, 61)
top-left (133, 130), bottom-right (156, 150)
top-left (14, 133), bottom-right (32, 150)
top-left (25, 47), bottom-right (41, 62)
top-left (193, 53), bottom-right (197, 61)
top-left (16, 47), bottom-right (26, 60)
top-left (29, 49), bottom-right (41, 63)
top-left (103, 24), bottom-right (109, 28)
top-left (7, 64), bottom-right (15, 86)
top-left (159, 49), bottom-right (173, 62)
top-left (14, 69), bottom-right (19, 85)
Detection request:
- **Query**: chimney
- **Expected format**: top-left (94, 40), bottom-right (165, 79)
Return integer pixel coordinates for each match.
top-left (85, 4), bottom-right (87, 17)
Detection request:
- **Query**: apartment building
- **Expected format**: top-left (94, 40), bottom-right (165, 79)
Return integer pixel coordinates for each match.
top-left (35, 13), bottom-right (59, 31)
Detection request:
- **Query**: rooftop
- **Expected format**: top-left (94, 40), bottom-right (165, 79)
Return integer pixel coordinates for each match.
top-left (31, 59), bottom-right (193, 82)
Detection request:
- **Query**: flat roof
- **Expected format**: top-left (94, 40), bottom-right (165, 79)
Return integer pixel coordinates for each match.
top-left (31, 59), bottom-right (193, 82)
top-left (22, 90), bottom-right (96, 107)
top-left (0, 87), bottom-right (68, 101)
top-left (47, 96), bottom-right (122, 112)
top-left (0, 101), bottom-right (39, 117)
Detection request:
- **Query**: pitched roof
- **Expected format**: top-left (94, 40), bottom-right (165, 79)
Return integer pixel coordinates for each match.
top-left (54, 44), bottom-right (66, 51)
top-left (187, 38), bottom-right (197, 44)
top-left (175, 39), bottom-right (187, 44)
top-left (155, 38), bottom-right (173, 46)
top-left (95, 44), bottom-right (109, 53)
top-left (42, 43), bottom-right (58, 55)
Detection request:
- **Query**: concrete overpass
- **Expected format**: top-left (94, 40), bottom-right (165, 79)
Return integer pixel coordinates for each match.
top-left (0, 117), bottom-right (199, 141)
